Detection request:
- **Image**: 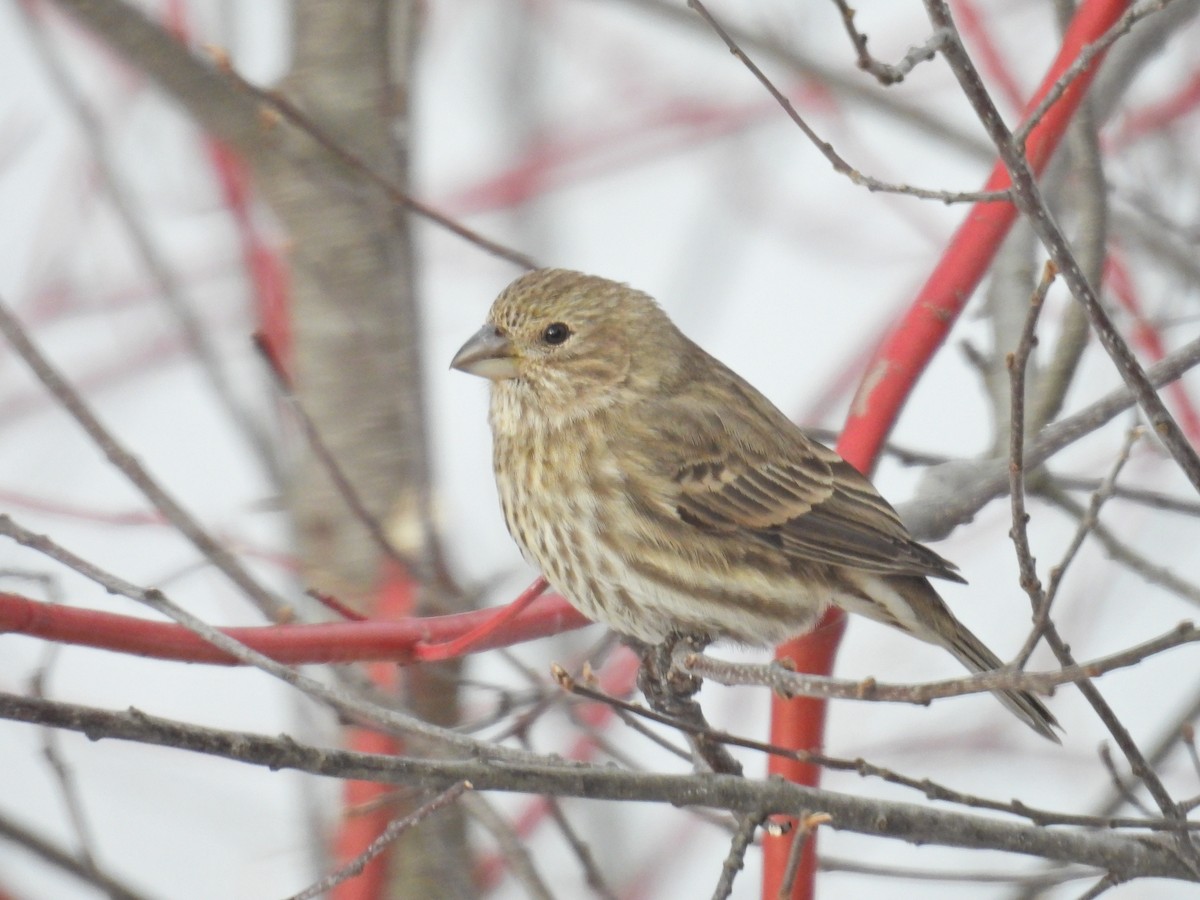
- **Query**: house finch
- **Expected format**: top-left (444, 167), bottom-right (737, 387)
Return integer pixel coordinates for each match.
top-left (451, 268), bottom-right (1059, 741)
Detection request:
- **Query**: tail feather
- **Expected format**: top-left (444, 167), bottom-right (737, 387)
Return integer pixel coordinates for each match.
top-left (942, 621), bottom-right (1061, 744)
top-left (845, 573), bottom-right (1061, 742)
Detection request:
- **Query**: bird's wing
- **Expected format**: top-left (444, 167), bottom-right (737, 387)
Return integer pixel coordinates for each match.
top-left (631, 356), bottom-right (964, 583)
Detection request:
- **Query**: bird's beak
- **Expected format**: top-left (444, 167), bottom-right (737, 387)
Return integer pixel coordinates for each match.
top-left (450, 325), bottom-right (519, 381)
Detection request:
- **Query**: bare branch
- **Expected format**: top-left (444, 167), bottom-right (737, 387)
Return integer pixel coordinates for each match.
top-left (680, 623), bottom-right (1200, 708)
top-left (777, 812), bottom-right (829, 900)
top-left (903, 333), bottom-right (1200, 540)
top-left (1042, 488), bottom-right (1200, 607)
top-left (1076, 871), bottom-right (1123, 899)
top-left (711, 809), bottom-right (766, 900)
top-left (15, 1), bottom-right (279, 483)
top-left (565, 649), bottom-right (1200, 832)
top-left (921, 0), bottom-right (1199, 864)
top-left (1014, 428), bottom-right (1143, 668)
top-left (1013, 1), bottom-right (1180, 149)
top-left (1006, 260), bottom-right (1056, 608)
top-left (286, 782), bottom-right (471, 900)
top-left (542, 793), bottom-right (620, 900)
top-left (688, 0), bottom-right (1010, 204)
top-left (830, 0), bottom-right (948, 85)
top-left (43, 0), bottom-right (535, 270)
top-left (925, 0), bottom-right (1200, 496)
top-left (1, 691), bottom-right (1192, 881)
top-left (0, 294), bottom-right (289, 620)
top-left (621, 0), bottom-right (993, 158)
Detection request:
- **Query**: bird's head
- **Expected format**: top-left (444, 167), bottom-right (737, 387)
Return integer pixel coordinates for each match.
top-left (451, 268), bottom-right (680, 414)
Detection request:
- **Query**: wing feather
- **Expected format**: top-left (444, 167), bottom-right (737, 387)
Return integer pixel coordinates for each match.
top-left (624, 346), bottom-right (963, 583)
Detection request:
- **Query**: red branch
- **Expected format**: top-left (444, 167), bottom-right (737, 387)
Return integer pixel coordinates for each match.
top-left (333, 565), bottom-right (412, 900)
top-left (839, 1), bottom-right (1131, 470)
top-left (763, 1), bottom-right (1132, 898)
top-left (207, 141), bottom-right (293, 376)
top-left (0, 590), bottom-right (589, 665)
top-left (415, 577), bottom-right (549, 661)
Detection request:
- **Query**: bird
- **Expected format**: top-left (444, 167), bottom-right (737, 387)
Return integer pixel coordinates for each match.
top-left (451, 268), bottom-right (1059, 742)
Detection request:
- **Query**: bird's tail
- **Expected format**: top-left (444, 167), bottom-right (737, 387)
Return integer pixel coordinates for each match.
top-left (848, 574), bottom-right (1061, 742)
top-left (936, 614), bottom-right (1061, 743)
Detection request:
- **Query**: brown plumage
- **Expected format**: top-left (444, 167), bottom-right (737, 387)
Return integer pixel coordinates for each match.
top-left (451, 268), bottom-right (1059, 741)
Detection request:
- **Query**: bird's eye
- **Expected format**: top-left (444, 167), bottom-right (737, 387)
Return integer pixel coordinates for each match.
top-left (542, 322), bottom-right (571, 345)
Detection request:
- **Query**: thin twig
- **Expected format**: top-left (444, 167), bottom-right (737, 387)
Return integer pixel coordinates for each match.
top-left (776, 812), bottom-right (830, 900)
top-left (1075, 871), bottom-right (1121, 900)
top-left (1026, 602), bottom-right (1200, 861)
top-left (1184, 726), bottom-right (1200, 785)
top-left (609, 704), bottom-right (695, 763)
top-left (218, 65), bottom-right (537, 271)
top-left (688, 0), bottom-right (1010, 204)
top-left (1006, 259), bottom-right (1054, 608)
top-left (1013, 426), bottom-right (1143, 669)
top-left (560, 657), bottom-right (1200, 832)
top-left (991, 183), bottom-right (1198, 867)
top-left (16, 2), bottom-right (280, 484)
top-left (1013, 1), bottom-right (1178, 149)
top-left (927, 0), bottom-right (1200, 498)
top-left (1113, 202), bottom-right (1200, 293)
top-left (286, 782), bottom-right (471, 900)
top-left (819, 855), bottom-right (1095, 886)
top-left (1043, 489), bottom-right (1200, 607)
top-left (566, 714), bottom-right (655, 773)
top-left (513, 713), bottom-right (620, 898)
top-left (1057, 479), bottom-right (1200, 518)
top-left (1098, 743), bottom-right (1155, 818)
top-left (815, 431), bottom-right (1200, 519)
top-left (42, 0), bottom-right (533, 270)
top-left (29, 671), bottom-right (108, 895)
top-left (0, 294), bottom-right (289, 620)
top-left (1041, 626), bottom-right (1198, 867)
top-left (830, 0), bottom-right (948, 85)
top-left (903, 326), bottom-right (1200, 542)
top-left (712, 809), bottom-right (766, 900)
top-left (622, 0), bottom-right (994, 159)
top-left (680, 623), bottom-right (1200, 708)
top-left (1017, 682), bottom-right (1200, 900)
top-left (544, 794), bottom-right (620, 900)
